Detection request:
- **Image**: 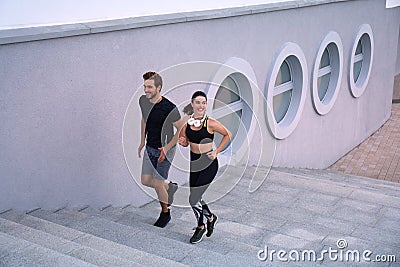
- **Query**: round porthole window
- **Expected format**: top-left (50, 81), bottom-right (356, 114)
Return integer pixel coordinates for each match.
top-left (312, 31), bottom-right (343, 115)
top-left (206, 57), bottom-right (258, 164)
top-left (265, 42), bottom-right (308, 140)
top-left (349, 24), bottom-right (374, 98)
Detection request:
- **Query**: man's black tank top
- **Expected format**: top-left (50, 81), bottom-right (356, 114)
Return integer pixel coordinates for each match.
top-left (185, 117), bottom-right (214, 144)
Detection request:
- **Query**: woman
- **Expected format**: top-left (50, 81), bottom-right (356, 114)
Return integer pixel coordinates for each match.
top-left (178, 91), bottom-right (231, 244)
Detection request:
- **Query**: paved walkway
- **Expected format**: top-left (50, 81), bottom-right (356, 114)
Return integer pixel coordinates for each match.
top-left (330, 103), bottom-right (400, 183)
top-left (2, 166), bottom-right (399, 266)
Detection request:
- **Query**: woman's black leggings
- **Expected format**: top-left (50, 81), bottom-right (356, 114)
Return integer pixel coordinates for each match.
top-left (189, 151), bottom-right (218, 227)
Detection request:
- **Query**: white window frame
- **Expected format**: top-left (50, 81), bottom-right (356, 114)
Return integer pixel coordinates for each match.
top-left (265, 42), bottom-right (308, 140)
top-left (212, 77), bottom-right (243, 119)
top-left (273, 61), bottom-right (294, 123)
top-left (349, 24), bottom-right (374, 98)
top-left (206, 57), bottom-right (259, 165)
top-left (312, 31), bottom-right (344, 115)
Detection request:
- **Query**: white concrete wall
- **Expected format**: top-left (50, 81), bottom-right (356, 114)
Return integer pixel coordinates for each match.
top-left (268, 0), bottom-right (399, 168)
top-left (396, 23), bottom-right (400, 75)
top-left (0, 0), bottom-right (399, 210)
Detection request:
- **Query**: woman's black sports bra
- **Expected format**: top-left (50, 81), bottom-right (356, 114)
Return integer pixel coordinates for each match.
top-left (185, 117), bottom-right (214, 144)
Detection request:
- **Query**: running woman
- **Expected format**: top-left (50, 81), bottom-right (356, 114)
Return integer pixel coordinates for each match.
top-left (178, 91), bottom-right (231, 243)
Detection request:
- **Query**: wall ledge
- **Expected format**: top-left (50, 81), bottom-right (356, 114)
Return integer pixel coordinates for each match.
top-left (0, 0), bottom-right (352, 45)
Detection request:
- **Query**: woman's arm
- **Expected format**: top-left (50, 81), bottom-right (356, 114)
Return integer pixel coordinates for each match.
top-left (207, 118), bottom-right (231, 159)
top-left (178, 117), bottom-right (189, 147)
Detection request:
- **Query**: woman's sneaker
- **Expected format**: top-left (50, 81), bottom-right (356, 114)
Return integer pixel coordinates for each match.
top-left (206, 214), bottom-right (218, 237)
top-left (190, 226), bottom-right (206, 244)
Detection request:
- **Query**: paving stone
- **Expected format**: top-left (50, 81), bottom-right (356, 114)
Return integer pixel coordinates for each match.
top-left (2, 160), bottom-right (400, 266)
top-left (0, 232), bottom-right (32, 258)
top-left (330, 104), bottom-right (400, 184)
top-left (348, 190), bottom-right (400, 208)
top-left (0, 217), bottom-right (145, 266)
top-left (365, 245), bottom-right (399, 266)
top-left (73, 234), bottom-right (185, 267)
top-left (330, 205), bottom-right (380, 226)
top-left (298, 190), bottom-right (340, 205)
top-left (235, 210), bottom-right (286, 232)
top-left (1, 210), bottom-right (84, 241)
top-left (295, 201), bottom-right (337, 217)
top-left (318, 245), bottom-right (390, 267)
top-left (312, 217), bottom-right (356, 236)
top-left (263, 232), bottom-right (311, 250)
top-left (2, 209), bottom-right (185, 266)
top-left (0, 217), bottom-right (80, 254)
top-left (40, 210), bottom-right (194, 262)
top-left (269, 171), bottom-right (354, 198)
top-left (351, 226), bottom-right (400, 248)
top-left (374, 217), bottom-right (400, 233)
top-left (67, 248), bottom-right (141, 267)
top-left (252, 190), bottom-right (300, 208)
top-left (106, 205), bottom-right (266, 251)
top-left (335, 199), bottom-right (383, 213)
top-left (322, 235), bottom-right (384, 253)
top-left (0, 232), bottom-right (95, 267)
top-left (263, 204), bottom-right (321, 225)
top-left (277, 221), bottom-right (332, 243)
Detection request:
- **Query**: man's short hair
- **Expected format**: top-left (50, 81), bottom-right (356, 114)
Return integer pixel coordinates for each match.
top-left (143, 71), bottom-right (163, 89)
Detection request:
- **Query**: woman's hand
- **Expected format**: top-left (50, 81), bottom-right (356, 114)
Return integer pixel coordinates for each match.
top-left (178, 136), bottom-right (188, 147)
top-left (206, 150), bottom-right (217, 160)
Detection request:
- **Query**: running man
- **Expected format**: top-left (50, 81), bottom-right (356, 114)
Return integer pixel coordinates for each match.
top-left (138, 71), bottom-right (182, 228)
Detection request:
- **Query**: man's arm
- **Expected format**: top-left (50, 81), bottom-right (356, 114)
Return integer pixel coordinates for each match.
top-left (157, 116), bottom-right (187, 162)
top-left (138, 117), bottom-right (146, 158)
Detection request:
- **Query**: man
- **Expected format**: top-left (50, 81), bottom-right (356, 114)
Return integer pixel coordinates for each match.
top-left (138, 71), bottom-right (182, 228)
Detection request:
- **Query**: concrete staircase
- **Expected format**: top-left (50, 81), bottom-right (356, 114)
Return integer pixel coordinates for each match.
top-left (1, 167), bottom-right (399, 266)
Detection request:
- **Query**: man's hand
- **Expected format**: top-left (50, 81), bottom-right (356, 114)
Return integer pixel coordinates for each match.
top-left (138, 142), bottom-right (145, 158)
top-left (158, 147), bottom-right (167, 162)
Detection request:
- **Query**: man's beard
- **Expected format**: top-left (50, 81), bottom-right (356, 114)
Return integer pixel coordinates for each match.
top-left (146, 92), bottom-right (157, 100)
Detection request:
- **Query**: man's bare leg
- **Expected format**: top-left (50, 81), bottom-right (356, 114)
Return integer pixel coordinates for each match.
top-left (141, 174), bottom-right (169, 212)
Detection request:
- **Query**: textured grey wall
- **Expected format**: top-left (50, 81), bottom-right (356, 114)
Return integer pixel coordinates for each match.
top-left (0, 0), bottom-right (399, 210)
top-left (258, 0), bottom-right (399, 168)
top-left (396, 21), bottom-right (400, 75)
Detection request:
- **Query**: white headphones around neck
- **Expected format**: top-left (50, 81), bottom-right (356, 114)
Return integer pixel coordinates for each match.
top-left (188, 114), bottom-right (207, 127)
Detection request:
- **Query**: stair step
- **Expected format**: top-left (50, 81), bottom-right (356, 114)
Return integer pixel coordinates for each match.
top-left (273, 168), bottom-right (400, 208)
top-left (0, 216), bottom-right (142, 267)
top-left (0, 232), bottom-right (95, 267)
top-left (29, 208), bottom-right (232, 265)
top-left (86, 205), bottom-right (266, 247)
top-left (276, 167), bottom-right (399, 191)
top-left (81, 206), bottom-right (264, 264)
top-left (1, 210), bottom-right (186, 267)
top-left (2, 166), bottom-right (397, 266)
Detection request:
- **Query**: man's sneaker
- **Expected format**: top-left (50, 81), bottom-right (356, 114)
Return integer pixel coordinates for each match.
top-left (167, 182), bottom-right (178, 206)
top-left (206, 213), bottom-right (218, 237)
top-left (190, 226), bottom-right (206, 244)
top-left (153, 210), bottom-right (171, 228)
